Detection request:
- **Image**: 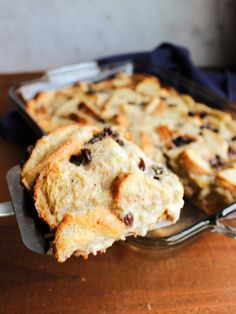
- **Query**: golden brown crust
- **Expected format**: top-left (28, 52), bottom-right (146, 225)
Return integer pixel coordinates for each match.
top-left (216, 168), bottom-right (236, 195)
top-left (178, 149), bottom-right (212, 176)
top-left (111, 172), bottom-right (131, 211)
top-left (54, 209), bottom-right (126, 262)
top-left (140, 132), bottom-right (155, 156)
top-left (156, 125), bottom-right (173, 149)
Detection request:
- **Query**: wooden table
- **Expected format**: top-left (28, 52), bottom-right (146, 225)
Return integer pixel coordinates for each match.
top-left (0, 74), bottom-right (236, 314)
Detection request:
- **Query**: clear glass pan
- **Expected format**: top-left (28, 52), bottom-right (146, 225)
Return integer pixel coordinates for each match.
top-left (8, 59), bottom-right (236, 254)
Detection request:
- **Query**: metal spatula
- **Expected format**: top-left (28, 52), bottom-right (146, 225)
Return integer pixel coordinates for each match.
top-left (4, 165), bottom-right (49, 254)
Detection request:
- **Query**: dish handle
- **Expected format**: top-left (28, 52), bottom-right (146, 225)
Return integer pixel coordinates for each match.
top-left (212, 202), bottom-right (236, 239)
top-left (0, 201), bottom-right (14, 217)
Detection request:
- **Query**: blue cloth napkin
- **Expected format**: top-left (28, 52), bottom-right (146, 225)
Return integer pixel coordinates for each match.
top-left (1, 43), bottom-right (236, 146)
top-left (99, 43), bottom-right (236, 101)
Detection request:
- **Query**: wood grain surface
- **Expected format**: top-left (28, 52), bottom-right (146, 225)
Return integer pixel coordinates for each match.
top-left (0, 74), bottom-right (236, 314)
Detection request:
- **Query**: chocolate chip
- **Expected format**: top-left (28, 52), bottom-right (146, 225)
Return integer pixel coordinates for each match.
top-left (86, 127), bottom-right (121, 145)
top-left (160, 96), bottom-right (167, 101)
top-left (68, 113), bottom-right (80, 122)
top-left (199, 111), bottom-right (208, 119)
top-left (104, 126), bottom-right (119, 137)
top-left (70, 148), bottom-right (92, 166)
top-left (138, 158), bottom-right (146, 171)
top-left (78, 102), bottom-right (86, 110)
top-left (231, 136), bottom-right (236, 141)
top-left (209, 155), bottom-right (223, 169)
top-left (188, 111), bottom-right (195, 117)
top-left (116, 139), bottom-right (124, 147)
top-left (172, 136), bottom-right (195, 147)
top-left (86, 133), bottom-right (103, 145)
top-left (70, 154), bottom-right (83, 166)
top-left (123, 212), bottom-right (134, 227)
top-left (188, 111), bottom-right (208, 119)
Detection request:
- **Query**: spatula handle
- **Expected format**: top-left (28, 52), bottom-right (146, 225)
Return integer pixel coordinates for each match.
top-left (0, 201), bottom-right (14, 217)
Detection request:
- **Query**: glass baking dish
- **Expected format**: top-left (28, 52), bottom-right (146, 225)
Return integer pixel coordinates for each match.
top-left (7, 59), bottom-right (236, 255)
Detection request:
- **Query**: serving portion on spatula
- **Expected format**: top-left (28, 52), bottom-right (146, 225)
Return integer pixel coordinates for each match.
top-left (20, 125), bottom-right (184, 262)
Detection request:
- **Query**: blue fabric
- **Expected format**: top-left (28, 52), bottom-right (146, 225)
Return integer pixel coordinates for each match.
top-left (99, 43), bottom-right (236, 101)
top-left (1, 43), bottom-right (236, 146)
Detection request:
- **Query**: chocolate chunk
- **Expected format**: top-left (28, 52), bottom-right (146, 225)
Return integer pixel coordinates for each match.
top-left (123, 212), bottom-right (134, 227)
top-left (172, 136), bottom-right (195, 147)
top-left (68, 113), bottom-right (80, 122)
top-left (86, 133), bottom-right (104, 145)
top-left (116, 139), bottom-right (124, 147)
top-left (78, 102), bottom-right (87, 110)
top-left (188, 111), bottom-right (208, 119)
top-left (86, 127), bottom-right (121, 145)
top-left (69, 154), bottom-right (83, 166)
top-left (199, 111), bottom-right (208, 119)
top-left (231, 136), bottom-right (236, 141)
top-left (138, 158), bottom-right (146, 171)
top-left (209, 155), bottom-right (223, 169)
top-left (188, 111), bottom-right (195, 117)
top-left (104, 126), bottom-right (119, 138)
top-left (69, 148), bottom-right (92, 166)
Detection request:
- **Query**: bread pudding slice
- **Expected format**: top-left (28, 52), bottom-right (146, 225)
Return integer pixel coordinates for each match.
top-left (21, 125), bottom-right (184, 262)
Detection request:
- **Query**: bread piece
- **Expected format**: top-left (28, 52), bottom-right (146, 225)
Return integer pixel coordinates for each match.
top-left (216, 168), bottom-right (236, 195)
top-left (135, 77), bottom-right (160, 96)
top-left (28, 126), bottom-right (184, 262)
top-left (21, 125), bottom-right (99, 190)
top-left (178, 149), bottom-right (212, 176)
